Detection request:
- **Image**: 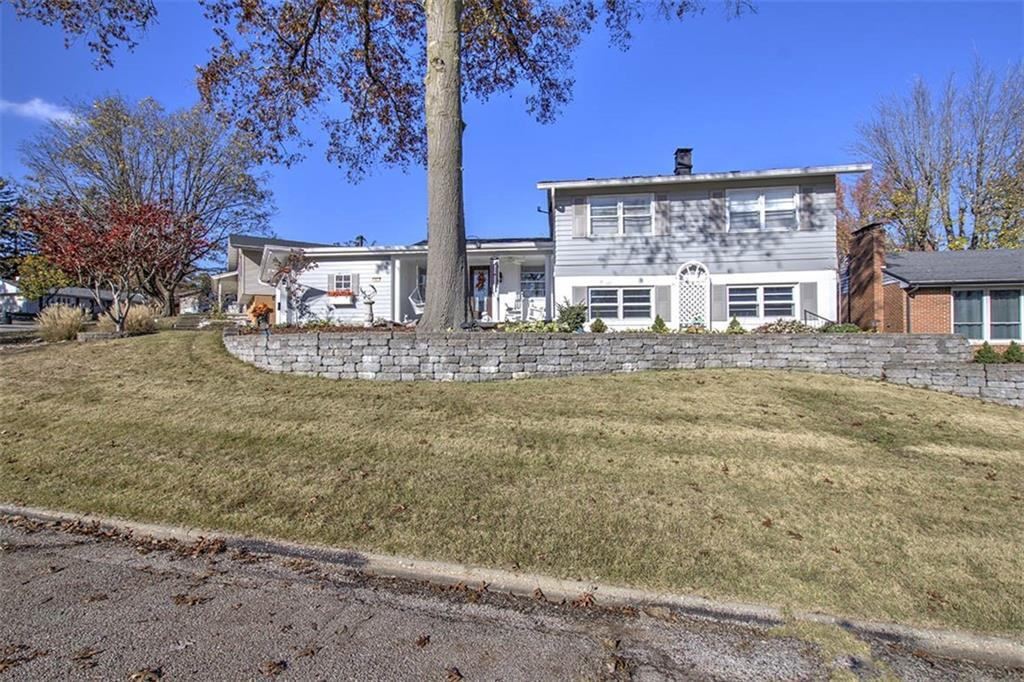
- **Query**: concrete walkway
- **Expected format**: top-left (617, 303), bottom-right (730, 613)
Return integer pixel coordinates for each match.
top-left (2, 515), bottom-right (1019, 681)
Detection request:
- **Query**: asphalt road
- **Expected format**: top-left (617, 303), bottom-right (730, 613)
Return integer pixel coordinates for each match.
top-left (0, 518), bottom-right (1018, 681)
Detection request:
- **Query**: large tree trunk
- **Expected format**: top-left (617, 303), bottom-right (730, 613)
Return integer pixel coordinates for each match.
top-left (418, 0), bottom-right (468, 332)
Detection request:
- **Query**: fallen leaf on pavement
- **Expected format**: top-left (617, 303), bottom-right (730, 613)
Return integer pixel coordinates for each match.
top-left (129, 667), bottom-right (163, 681)
top-left (445, 667), bottom-right (463, 681)
top-left (259, 660), bottom-right (287, 676)
top-left (172, 594), bottom-right (211, 606)
top-left (415, 635), bottom-right (430, 649)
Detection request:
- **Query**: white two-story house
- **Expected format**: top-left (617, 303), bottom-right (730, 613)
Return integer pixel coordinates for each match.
top-left (538, 149), bottom-right (868, 330)
top-left (223, 149), bottom-right (867, 330)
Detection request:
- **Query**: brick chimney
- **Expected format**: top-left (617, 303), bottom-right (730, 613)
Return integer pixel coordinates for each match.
top-left (846, 222), bottom-right (886, 330)
top-left (674, 148), bottom-right (693, 175)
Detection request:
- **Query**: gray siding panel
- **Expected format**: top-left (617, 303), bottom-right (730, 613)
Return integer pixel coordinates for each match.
top-left (654, 285), bottom-right (671, 320)
top-left (800, 281), bottom-right (818, 317)
top-left (711, 284), bottom-right (727, 322)
top-left (553, 178), bottom-right (838, 277)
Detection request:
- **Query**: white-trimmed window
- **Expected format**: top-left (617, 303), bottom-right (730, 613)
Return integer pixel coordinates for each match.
top-left (588, 195), bottom-right (653, 236)
top-left (726, 187), bottom-right (798, 232)
top-left (332, 273), bottom-right (353, 291)
top-left (953, 288), bottom-right (1023, 342)
top-left (728, 285), bottom-right (795, 319)
top-left (520, 266), bottom-right (546, 298)
top-left (588, 287), bottom-right (652, 320)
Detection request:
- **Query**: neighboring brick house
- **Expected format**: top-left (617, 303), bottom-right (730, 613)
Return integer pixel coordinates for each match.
top-left (845, 224), bottom-right (1023, 345)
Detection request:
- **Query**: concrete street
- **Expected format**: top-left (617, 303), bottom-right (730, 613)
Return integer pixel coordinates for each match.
top-left (1, 517), bottom-right (1018, 681)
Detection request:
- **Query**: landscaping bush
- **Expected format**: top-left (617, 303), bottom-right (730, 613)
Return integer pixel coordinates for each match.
top-left (821, 322), bottom-right (862, 333)
top-left (1003, 340), bottom-right (1023, 363)
top-left (97, 304), bottom-right (159, 335)
top-left (974, 341), bottom-right (1004, 363)
top-left (503, 320), bottom-right (565, 333)
top-left (650, 315), bottom-right (669, 334)
top-left (678, 323), bottom-right (711, 334)
top-left (589, 317), bottom-right (607, 333)
top-left (555, 299), bottom-right (587, 332)
top-left (37, 304), bottom-right (89, 342)
top-left (754, 319), bottom-right (816, 334)
top-left (725, 317), bottom-right (747, 334)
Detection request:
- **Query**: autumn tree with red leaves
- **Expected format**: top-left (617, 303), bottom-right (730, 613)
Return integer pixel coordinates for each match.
top-left (22, 202), bottom-right (209, 332)
top-left (11, 0), bottom-right (751, 330)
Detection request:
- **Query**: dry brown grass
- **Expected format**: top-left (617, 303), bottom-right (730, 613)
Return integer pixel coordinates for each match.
top-left (35, 304), bottom-right (89, 342)
top-left (1, 331), bottom-right (1022, 635)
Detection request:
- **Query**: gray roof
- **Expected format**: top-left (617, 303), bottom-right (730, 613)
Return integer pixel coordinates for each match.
top-left (228, 234), bottom-right (331, 250)
top-left (536, 164), bottom-right (871, 190)
top-left (884, 249), bottom-right (1024, 286)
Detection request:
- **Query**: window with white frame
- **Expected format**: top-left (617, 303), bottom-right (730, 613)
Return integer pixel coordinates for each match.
top-left (519, 266), bottom-right (546, 298)
top-left (588, 195), bottom-right (653, 236)
top-left (588, 287), bottom-right (652, 320)
top-left (727, 285), bottom-right (795, 319)
top-left (954, 288), bottom-right (1023, 341)
top-left (726, 187), bottom-right (798, 232)
top-left (332, 273), bottom-right (353, 292)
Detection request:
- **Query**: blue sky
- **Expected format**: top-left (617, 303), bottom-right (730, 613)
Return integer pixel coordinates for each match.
top-left (1, 1), bottom-right (1021, 246)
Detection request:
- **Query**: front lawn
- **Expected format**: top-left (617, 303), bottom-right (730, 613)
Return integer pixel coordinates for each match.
top-left (1, 332), bottom-right (1022, 635)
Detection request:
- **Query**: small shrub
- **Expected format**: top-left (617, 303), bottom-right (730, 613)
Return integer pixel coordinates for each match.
top-left (725, 317), bottom-right (747, 334)
top-left (556, 299), bottom-right (588, 332)
top-left (650, 315), bottom-right (669, 334)
top-left (37, 304), bottom-right (89, 342)
top-left (974, 341), bottom-right (1004, 364)
top-left (590, 317), bottom-right (607, 333)
top-left (678, 323), bottom-right (710, 334)
top-left (754, 319), bottom-right (816, 334)
top-left (504, 320), bottom-right (565, 333)
top-left (821, 322), bottom-right (862, 334)
top-left (1003, 340), bottom-right (1023, 363)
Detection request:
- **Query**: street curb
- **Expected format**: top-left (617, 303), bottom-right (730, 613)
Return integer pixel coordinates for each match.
top-left (3, 502), bottom-right (1022, 669)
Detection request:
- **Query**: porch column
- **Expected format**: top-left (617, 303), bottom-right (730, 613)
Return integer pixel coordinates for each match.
top-left (392, 257), bottom-right (402, 322)
top-left (544, 253), bottom-right (554, 319)
top-left (217, 280), bottom-right (223, 310)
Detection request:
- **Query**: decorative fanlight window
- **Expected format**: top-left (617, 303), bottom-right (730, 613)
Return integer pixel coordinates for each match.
top-left (677, 261), bottom-right (710, 328)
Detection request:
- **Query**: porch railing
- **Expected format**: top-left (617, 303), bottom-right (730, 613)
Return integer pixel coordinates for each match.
top-left (802, 309), bottom-right (834, 329)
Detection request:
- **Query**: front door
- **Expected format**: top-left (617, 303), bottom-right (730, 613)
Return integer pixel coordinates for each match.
top-left (470, 267), bottom-right (491, 320)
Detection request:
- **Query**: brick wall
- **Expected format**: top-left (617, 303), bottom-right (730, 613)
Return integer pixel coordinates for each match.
top-left (908, 287), bottom-right (951, 334)
top-left (222, 330), bottom-right (1020, 407)
top-left (883, 285), bottom-right (908, 333)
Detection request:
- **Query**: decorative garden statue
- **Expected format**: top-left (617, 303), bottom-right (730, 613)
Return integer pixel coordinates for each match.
top-left (360, 285), bottom-right (378, 328)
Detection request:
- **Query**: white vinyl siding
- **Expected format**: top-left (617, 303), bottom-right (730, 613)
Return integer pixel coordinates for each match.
top-left (727, 187), bottom-right (798, 232)
top-left (953, 288), bottom-right (1024, 342)
top-left (588, 287), bottom-right (652, 320)
top-left (727, 285), bottom-right (795, 320)
top-left (588, 195), bottom-right (654, 236)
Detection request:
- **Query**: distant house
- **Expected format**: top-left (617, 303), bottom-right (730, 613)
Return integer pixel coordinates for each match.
top-left (845, 224), bottom-right (1023, 344)
top-left (1, 278), bottom-right (143, 323)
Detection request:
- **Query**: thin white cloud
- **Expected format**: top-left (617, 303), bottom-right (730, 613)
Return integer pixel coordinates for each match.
top-left (0, 97), bottom-right (76, 123)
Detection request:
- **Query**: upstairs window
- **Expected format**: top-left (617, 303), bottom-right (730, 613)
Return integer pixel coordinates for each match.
top-left (727, 187), bottom-right (798, 232)
top-left (588, 195), bottom-right (653, 236)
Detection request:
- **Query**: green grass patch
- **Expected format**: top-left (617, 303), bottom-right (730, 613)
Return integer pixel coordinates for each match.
top-left (1, 332), bottom-right (1022, 635)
